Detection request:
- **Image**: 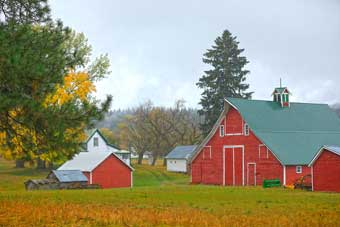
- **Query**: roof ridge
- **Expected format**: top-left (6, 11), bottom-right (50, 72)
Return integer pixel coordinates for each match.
top-left (226, 97), bottom-right (330, 106)
top-left (257, 130), bottom-right (340, 134)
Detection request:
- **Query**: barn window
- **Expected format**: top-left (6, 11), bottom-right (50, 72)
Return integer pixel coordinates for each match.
top-left (296, 166), bottom-right (302, 174)
top-left (93, 137), bottom-right (99, 147)
top-left (220, 125), bottom-right (225, 137)
top-left (244, 123), bottom-right (249, 136)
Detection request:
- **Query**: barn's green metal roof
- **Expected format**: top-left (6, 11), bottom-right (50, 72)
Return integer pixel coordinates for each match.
top-left (226, 97), bottom-right (340, 165)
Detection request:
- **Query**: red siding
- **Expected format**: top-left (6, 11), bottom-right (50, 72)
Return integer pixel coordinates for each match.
top-left (83, 154), bottom-right (132, 188)
top-left (285, 165), bottom-right (311, 185)
top-left (313, 150), bottom-right (340, 192)
top-left (191, 107), bottom-right (283, 186)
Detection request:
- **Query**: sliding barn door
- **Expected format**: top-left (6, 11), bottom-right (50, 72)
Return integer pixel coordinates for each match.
top-left (223, 146), bottom-right (244, 186)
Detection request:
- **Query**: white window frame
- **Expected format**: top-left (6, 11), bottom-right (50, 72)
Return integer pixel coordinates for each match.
top-left (258, 144), bottom-right (269, 159)
top-left (93, 137), bottom-right (99, 147)
top-left (219, 125), bottom-right (225, 137)
top-left (244, 123), bottom-right (249, 136)
top-left (296, 165), bottom-right (302, 174)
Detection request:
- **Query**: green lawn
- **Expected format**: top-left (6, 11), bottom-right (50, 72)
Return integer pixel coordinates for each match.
top-left (0, 158), bottom-right (340, 227)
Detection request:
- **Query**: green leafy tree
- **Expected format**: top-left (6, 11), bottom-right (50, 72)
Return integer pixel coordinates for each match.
top-left (197, 29), bottom-right (253, 136)
top-left (0, 0), bottom-right (112, 167)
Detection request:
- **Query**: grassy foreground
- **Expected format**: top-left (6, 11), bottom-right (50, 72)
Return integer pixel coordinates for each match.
top-left (1, 159), bottom-right (340, 227)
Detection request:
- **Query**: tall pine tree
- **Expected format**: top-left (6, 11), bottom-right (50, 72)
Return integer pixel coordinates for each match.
top-left (197, 30), bottom-right (252, 136)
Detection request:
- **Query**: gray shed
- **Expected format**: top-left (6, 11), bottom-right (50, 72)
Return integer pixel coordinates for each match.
top-left (47, 170), bottom-right (88, 183)
top-left (165, 145), bottom-right (197, 173)
top-left (25, 170), bottom-right (92, 190)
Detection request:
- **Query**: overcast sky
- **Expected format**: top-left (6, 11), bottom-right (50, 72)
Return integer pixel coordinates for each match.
top-left (50, 0), bottom-right (340, 109)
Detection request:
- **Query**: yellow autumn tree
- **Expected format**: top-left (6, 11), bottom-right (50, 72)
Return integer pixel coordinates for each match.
top-left (0, 71), bottom-right (96, 166)
top-left (44, 71), bottom-right (96, 106)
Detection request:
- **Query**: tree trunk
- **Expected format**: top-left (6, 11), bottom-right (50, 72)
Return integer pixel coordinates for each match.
top-left (36, 158), bottom-right (46, 169)
top-left (151, 155), bottom-right (158, 166)
top-left (137, 153), bottom-right (144, 165)
top-left (163, 158), bottom-right (167, 166)
top-left (47, 162), bottom-right (54, 169)
top-left (15, 159), bottom-right (25, 168)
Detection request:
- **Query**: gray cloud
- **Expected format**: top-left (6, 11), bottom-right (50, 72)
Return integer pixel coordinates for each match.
top-left (50, 0), bottom-right (340, 108)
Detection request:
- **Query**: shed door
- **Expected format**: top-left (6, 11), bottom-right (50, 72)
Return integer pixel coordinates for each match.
top-left (247, 163), bottom-right (256, 186)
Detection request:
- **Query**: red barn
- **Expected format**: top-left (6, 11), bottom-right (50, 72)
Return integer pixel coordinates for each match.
top-left (309, 146), bottom-right (340, 192)
top-left (190, 87), bottom-right (340, 192)
top-left (58, 152), bottom-right (133, 188)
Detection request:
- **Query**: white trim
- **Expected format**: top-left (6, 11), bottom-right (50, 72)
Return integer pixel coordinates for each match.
top-left (130, 171), bottom-right (133, 188)
top-left (90, 172), bottom-right (93, 184)
top-left (224, 98), bottom-right (284, 166)
top-left (244, 123), bottom-right (249, 136)
top-left (243, 148), bottom-right (245, 186)
top-left (258, 144), bottom-right (269, 159)
top-left (309, 146), bottom-right (340, 167)
top-left (247, 162), bottom-right (256, 186)
top-left (311, 165), bottom-right (314, 191)
top-left (223, 147), bottom-right (225, 185)
top-left (190, 104), bottom-right (230, 163)
top-left (232, 148), bottom-right (235, 185)
top-left (223, 145), bottom-right (245, 186)
top-left (226, 133), bottom-right (243, 136)
top-left (219, 125), bottom-right (225, 137)
top-left (190, 165), bottom-right (192, 182)
top-left (190, 98), bottom-right (285, 166)
top-left (224, 117), bottom-right (227, 133)
top-left (93, 152), bottom-right (135, 172)
top-left (283, 165), bottom-right (286, 185)
top-left (309, 147), bottom-right (324, 167)
top-left (296, 165), bottom-right (302, 174)
top-left (190, 99), bottom-right (284, 166)
top-left (267, 148), bottom-right (269, 159)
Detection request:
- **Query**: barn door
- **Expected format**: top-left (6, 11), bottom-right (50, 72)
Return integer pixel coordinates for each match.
top-left (247, 163), bottom-right (256, 186)
top-left (224, 147), bottom-right (233, 185)
top-left (223, 146), bottom-right (244, 186)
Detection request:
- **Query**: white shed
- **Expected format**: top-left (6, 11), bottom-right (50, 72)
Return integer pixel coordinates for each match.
top-left (165, 145), bottom-right (197, 173)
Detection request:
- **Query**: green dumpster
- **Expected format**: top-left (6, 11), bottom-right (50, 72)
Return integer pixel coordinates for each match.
top-left (263, 179), bottom-right (281, 188)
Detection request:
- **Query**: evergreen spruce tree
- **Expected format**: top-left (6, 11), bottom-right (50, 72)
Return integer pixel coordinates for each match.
top-left (197, 30), bottom-right (253, 136)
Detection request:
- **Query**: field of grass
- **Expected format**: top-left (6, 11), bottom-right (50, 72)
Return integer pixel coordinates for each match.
top-left (1, 158), bottom-right (340, 227)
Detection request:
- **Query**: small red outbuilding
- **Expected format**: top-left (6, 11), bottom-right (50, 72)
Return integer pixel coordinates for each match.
top-left (309, 146), bottom-right (340, 192)
top-left (58, 152), bottom-right (133, 188)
